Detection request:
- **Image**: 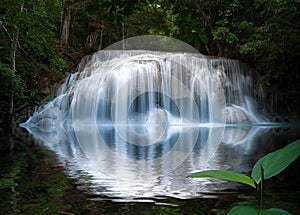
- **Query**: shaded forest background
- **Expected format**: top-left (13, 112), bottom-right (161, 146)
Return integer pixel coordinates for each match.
top-left (1, 0), bottom-right (299, 127)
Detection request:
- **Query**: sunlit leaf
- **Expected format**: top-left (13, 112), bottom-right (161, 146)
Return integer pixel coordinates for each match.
top-left (227, 205), bottom-right (259, 215)
top-left (260, 208), bottom-right (293, 215)
top-left (252, 139), bottom-right (300, 184)
top-left (188, 170), bottom-right (256, 188)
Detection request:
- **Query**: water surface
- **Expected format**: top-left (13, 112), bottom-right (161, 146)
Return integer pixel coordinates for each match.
top-left (1, 123), bottom-right (298, 214)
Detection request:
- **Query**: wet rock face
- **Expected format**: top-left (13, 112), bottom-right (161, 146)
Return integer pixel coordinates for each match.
top-left (225, 106), bottom-right (252, 124)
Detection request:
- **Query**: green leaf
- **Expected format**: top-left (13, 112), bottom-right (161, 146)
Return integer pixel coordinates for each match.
top-left (198, 28), bottom-right (208, 44)
top-left (227, 205), bottom-right (259, 215)
top-left (188, 170), bottom-right (256, 188)
top-left (194, 38), bottom-right (200, 50)
top-left (251, 139), bottom-right (300, 184)
top-left (260, 208), bottom-right (293, 215)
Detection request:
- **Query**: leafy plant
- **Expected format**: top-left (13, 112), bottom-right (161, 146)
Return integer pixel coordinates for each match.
top-left (188, 139), bottom-right (300, 215)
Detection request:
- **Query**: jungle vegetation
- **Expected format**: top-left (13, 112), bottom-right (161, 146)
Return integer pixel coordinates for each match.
top-left (1, 0), bottom-right (299, 127)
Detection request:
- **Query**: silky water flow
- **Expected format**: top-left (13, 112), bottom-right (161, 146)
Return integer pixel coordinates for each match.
top-left (21, 48), bottom-right (273, 200)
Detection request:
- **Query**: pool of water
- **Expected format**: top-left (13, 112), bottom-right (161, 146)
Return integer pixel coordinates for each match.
top-left (0, 124), bottom-right (300, 214)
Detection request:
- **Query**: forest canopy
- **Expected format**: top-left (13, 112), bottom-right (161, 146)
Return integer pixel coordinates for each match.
top-left (1, 0), bottom-right (299, 125)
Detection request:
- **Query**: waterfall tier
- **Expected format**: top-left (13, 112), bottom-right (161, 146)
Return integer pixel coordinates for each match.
top-left (23, 50), bottom-right (267, 131)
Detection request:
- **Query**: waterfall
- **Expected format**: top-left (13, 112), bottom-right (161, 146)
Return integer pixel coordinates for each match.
top-left (19, 36), bottom-right (272, 199)
top-left (23, 50), bottom-right (267, 131)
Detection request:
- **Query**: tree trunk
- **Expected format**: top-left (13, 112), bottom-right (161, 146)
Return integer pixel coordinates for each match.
top-left (98, 21), bottom-right (105, 50)
top-left (204, 43), bottom-right (211, 55)
top-left (9, 5), bottom-right (23, 131)
top-left (216, 41), bottom-right (223, 57)
top-left (121, 19), bottom-right (125, 49)
top-left (194, 2), bottom-right (224, 57)
top-left (61, 7), bottom-right (71, 47)
top-left (9, 32), bottom-right (18, 129)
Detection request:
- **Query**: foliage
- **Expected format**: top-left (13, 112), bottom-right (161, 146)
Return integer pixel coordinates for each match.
top-left (0, 0), bottom-right (299, 124)
top-left (0, 0), bottom-right (66, 117)
top-left (188, 139), bottom-right (300, 214)
top-left (125, 1), bottom-right (178, 37)
top-left (236, 0), bottom-right (300, 109)
top-left (251, 140), bottom-right (300, 184)
top-left (189, 170), bottom-right (256, 188)
top-left (227, 205), bottom-right (292, 215)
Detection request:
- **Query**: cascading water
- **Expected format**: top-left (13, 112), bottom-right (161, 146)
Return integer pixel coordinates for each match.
top-left (21, 36), bottom-right (271, 199)
top-left (24, 50), bottom-right (266, 129)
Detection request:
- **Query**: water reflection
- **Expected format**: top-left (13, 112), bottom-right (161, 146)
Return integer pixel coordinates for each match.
top-left (22, 123), bottom-right (300, 200)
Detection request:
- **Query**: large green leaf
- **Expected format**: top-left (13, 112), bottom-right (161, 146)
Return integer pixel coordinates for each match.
top-left (188, 170), bottom-right (256, 188)
top-left (251, 139), bottom-right (300, 184)
top-left (260, 208), bottom-right (292, 215)
top-left (227, 205), bottom-right (259, 215)
top-left (227, 206), bottom-right (292, 215)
